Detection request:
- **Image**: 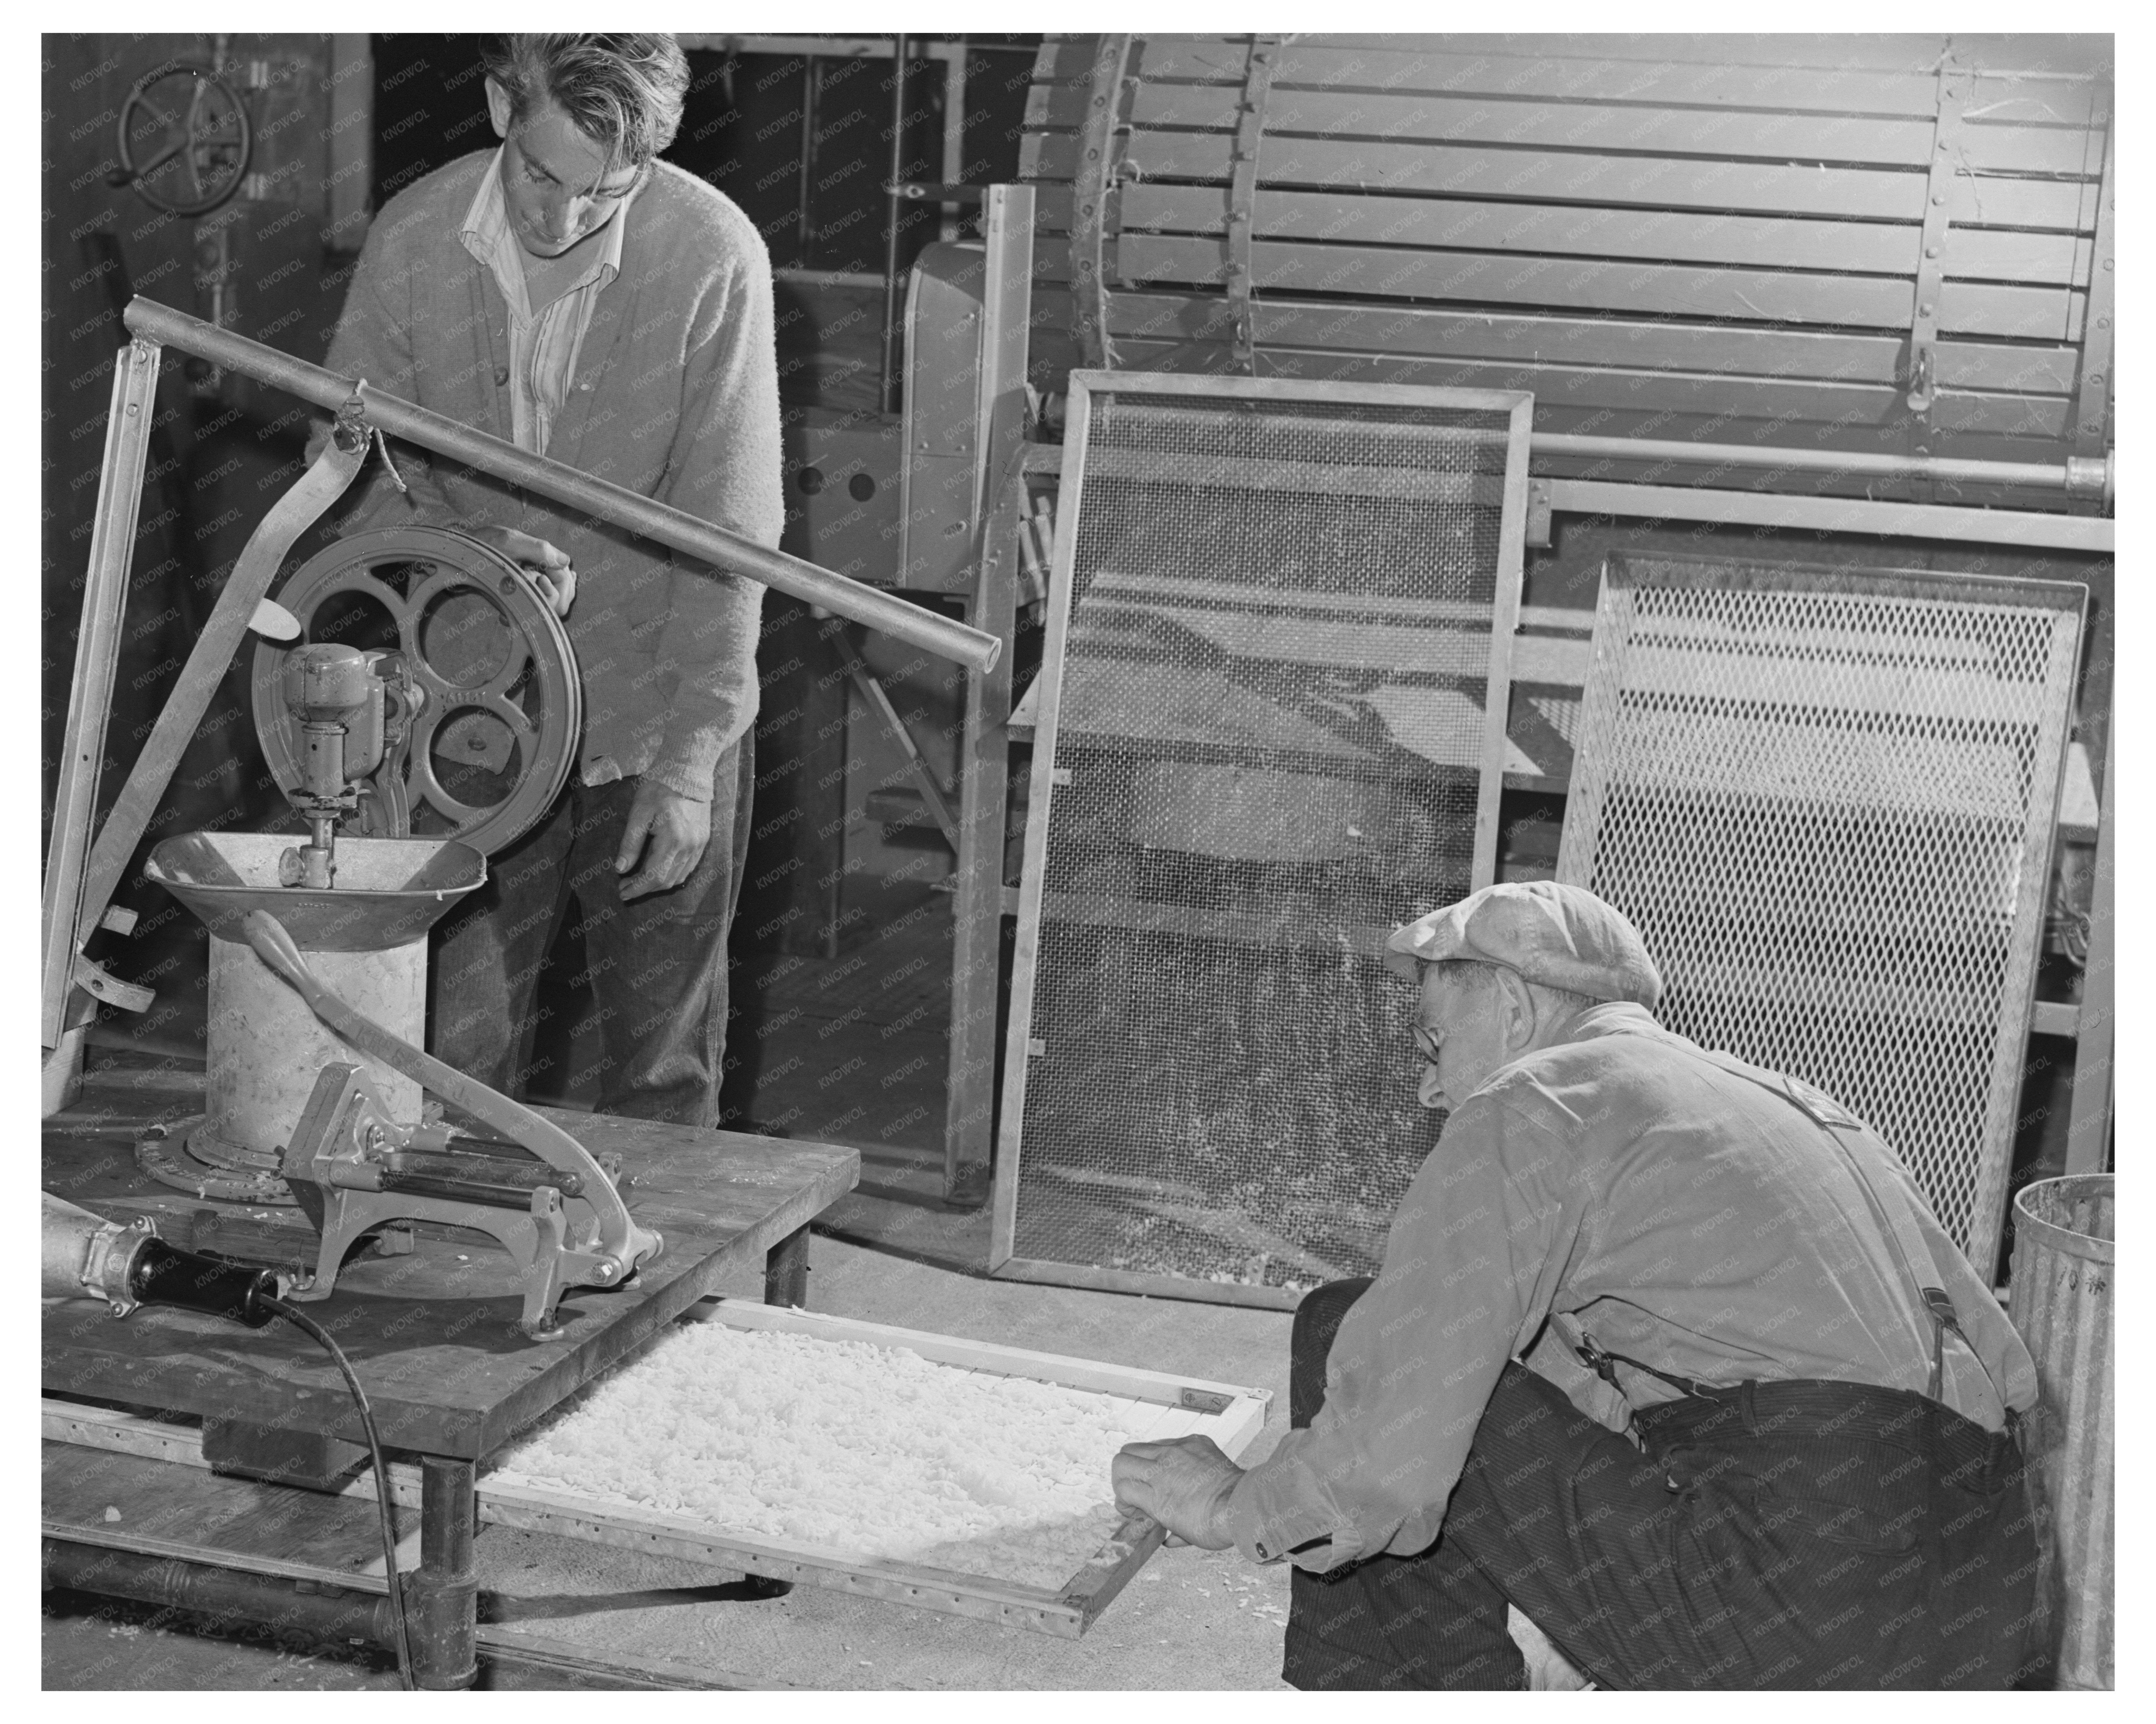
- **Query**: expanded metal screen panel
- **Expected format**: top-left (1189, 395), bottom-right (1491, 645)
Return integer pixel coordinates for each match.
top-left (1558, 556), bottom-right (2084, 1269)
top-left (995, 376), bottom-right (1530, 1301)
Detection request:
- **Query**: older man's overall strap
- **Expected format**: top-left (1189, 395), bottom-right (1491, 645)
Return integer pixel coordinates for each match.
top-left (1576, 1043), bottom-right (1980, 1410)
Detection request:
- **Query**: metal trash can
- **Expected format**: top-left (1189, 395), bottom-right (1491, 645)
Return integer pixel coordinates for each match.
top-left (2009, 1173), bottom-right (2114, 1690)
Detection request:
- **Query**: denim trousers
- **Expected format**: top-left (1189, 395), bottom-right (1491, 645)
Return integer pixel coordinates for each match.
top-left (429, 739), bottom-right (753, 1128)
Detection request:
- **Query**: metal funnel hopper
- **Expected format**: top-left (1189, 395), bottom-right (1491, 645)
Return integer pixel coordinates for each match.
top-left (142, 833), bottom-right (487, 1196)
top-left (146, 831), bottom-right (484, 949)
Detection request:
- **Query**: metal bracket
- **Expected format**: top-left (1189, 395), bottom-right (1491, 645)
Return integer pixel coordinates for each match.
top-left (1525, 477), bottom-right (1555, 549)
top-left (71, 956), bottom-right (154, 1016)
top-left (1068, 34), bottom-right (1135, 370)
top-left (1226, 36), bottom-right (1282, 373)
top-left (1905, 65), bottom-right (1969, 494)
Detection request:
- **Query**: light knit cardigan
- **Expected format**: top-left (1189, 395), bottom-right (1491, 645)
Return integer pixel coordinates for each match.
top-left (315, 151), bottom-right (784, 800)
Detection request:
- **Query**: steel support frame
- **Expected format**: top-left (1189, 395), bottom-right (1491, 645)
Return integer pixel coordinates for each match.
top-left (41, 341), bottom-right (160, 1058)
top-left (987, 372), bottom-right (1536, 1291)
top-left (942, 184), bottom-right (1038, 1206)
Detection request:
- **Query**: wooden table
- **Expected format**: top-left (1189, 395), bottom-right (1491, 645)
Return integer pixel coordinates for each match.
top-left (42, 1067), bottom-right (858, 1689)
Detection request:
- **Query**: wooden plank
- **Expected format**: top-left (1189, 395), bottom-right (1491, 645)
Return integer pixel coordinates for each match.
top-left (1081, 443), bottom-right (1504, 504)
top-left (1120, 82), bottom-right (1945, 162)
top-left (994, 1255), bottom-right (1306, 1311)
top-left (1092, 237), bottom-right (1911, 325)
top-left (684, 1297), bottom-right (1271, 1411)
top-left (43, 1399), bottom-right (426, 1507)
top-left (1117, 40), bottom-right (2099, 119)
top-left (2029, 1001), bottom-right (2080, 1039)
top-left (1028, 132), bottom-right (2098, 228)
top-left (1098, 335), bottom-right (2075, 443)
top-left (1099, 184), bottom-right (1925, 275)
top-left (1023, 336), bottom-right (2078, 492)
top-left (1055, 185), bottom-right (2094, 288)
top-left (1474, 394), bottom-right (1534, 887)
top-left (1091, 571), bottom-right (1581, 629)
top-left (1025, 38), bottom-right (2108, 117)
top-left (476, 1481), bottom-right (1093, 1636)
top-left (1103, 85), bottom-right (2099, 176)
top-left (1544, 480), bottom-right (2114, 556)
top-left (1043, 287), bottom-right (2081, 396)
top-left (42, 1442), bottom-right (413, 1590)
top-left (1054, 237), bottom-right (2080, 341)
top-left (472, 1625), bottom-right (769, 1690)
top-left (2063, 747), bottom-right (2113, 1173)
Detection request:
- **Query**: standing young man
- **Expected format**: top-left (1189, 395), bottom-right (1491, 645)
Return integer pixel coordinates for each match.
top-left (315, 34), bottom-right (783, 1124)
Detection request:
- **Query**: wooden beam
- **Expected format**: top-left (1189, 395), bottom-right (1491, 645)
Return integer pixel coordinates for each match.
top-left (2064, 749), bottom-right (2114, 1173)
top-left (1543, 479), bottom-right (2113, 554)
top-left (1026, 132), bottom-right (2095, 229)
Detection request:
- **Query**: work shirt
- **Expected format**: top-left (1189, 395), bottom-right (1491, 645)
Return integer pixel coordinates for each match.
top-left (457, 147), bottom-right (631, 461)
top-left (315, 151), bottom-right (784, 800)
top-left (1224, 1002), bottom-right (2038, 1574)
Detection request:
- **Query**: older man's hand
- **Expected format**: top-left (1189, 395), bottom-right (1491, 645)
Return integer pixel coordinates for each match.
top-left (1111, 1434), bottom-right (1242, 1550)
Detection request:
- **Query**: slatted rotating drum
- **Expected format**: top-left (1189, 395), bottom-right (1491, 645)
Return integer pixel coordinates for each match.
top-left (1021, 34), bottom-right (2115, 509)
top-left (251, 527), bottom-right (581, 857)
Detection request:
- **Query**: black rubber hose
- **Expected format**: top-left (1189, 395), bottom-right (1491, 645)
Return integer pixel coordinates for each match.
top-left (258, 1294), bottom-right (416, 1690)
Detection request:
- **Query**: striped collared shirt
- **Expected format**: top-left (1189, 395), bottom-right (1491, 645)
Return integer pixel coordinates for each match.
top-left (457, 148), bottom-right (633, 456)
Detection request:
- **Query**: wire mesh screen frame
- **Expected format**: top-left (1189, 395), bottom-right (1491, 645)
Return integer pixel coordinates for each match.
top-left (1556, 553), bottom-right (2085, 1272)
top-left (990, 372), bottom-right (1534, 1306)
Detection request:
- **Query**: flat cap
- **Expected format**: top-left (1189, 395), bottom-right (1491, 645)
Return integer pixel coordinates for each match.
top-left (1383, 881), bottom-right (1662, 1008)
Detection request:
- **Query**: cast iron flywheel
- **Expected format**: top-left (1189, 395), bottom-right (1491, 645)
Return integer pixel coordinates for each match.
top-left (251, 527), bottom-right (581, 856)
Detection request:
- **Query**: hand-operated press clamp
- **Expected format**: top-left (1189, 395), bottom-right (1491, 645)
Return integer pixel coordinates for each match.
top-left (246, 908), bottom-right (666, 1340)
top-left (240, 909), bottom-right (660, 1336)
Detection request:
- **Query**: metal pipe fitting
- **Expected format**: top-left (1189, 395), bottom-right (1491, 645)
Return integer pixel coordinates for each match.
top-left (2063, 454), bottom-right (2112, 504)
top-left (42, 1191), bottom-right (278, 1325)
top-left (41, 1192), bottom-right (154, 1313)
top-left (44, 1539), bottom-right (400, 1653)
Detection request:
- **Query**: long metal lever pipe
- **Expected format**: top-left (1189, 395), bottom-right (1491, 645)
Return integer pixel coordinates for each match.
top-left (122, 297), bottom-right (1000, 673)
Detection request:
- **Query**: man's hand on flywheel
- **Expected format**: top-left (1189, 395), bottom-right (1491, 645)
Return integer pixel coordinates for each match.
top-left (468, 524), bottom-right (578, 618)
top-left (1112, 1434), bottom-right (1243, 1550)
top-left (616, 780), bottom-right (712, 902)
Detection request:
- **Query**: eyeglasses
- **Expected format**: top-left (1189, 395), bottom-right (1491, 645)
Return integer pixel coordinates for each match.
top-left (1412, 1022), bottom-right (1442, 1063)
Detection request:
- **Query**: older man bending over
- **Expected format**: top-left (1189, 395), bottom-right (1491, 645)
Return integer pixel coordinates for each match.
top-left (1113, 881), bottom-right (2044, 1690)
